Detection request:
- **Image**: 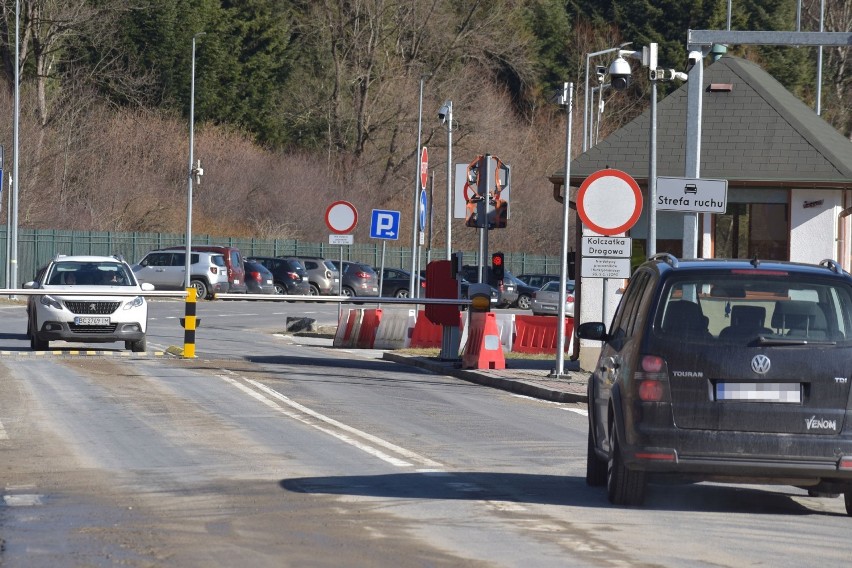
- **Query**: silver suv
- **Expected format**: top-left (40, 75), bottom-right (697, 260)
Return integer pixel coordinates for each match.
top-left (132, 250), bottom-right (228, 300)
top-left (293, 256), bottom-right (340, 295)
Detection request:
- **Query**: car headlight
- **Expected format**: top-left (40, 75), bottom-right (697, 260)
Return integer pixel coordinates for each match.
top-left (39, 295), bottom-right (63, 310)
top-left (123, 296), bottom-right (145, 310)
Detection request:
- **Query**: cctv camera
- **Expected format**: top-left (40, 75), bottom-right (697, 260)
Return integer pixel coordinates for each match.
top-left (438, 101), bottom-right (452, 123)
top-left (686, 51), bottom-right (703, 72)
top-left (608, 57), bottom-right (633, 91)
top-left (595, 65), bottom-right (607, 76)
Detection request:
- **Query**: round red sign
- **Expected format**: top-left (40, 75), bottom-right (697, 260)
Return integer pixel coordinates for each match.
top-left (420, 147), bottom-right (428, 189)
top-left (325, 201), bottom-right (358, 234)
top-left (576, 169), bottom-right (642, 236)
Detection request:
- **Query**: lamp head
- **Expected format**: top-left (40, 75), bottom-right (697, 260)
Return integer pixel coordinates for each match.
top-left (438, 100), bottom-right (452, 123)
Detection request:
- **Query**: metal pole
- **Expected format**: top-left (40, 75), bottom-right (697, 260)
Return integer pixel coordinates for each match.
top-left (410, 74), bottom-right (428, 297)
top-left (648, 63), bottom-right (658, 257)
top-left (445, 101), bottom-right (453, 260)
top-left (477, 155), bottom-right (490, 283)
top-left (684, 51), bottom-right (703, 258)
top-left (10, 0), bottom-right (19, 289)
top-left (554, 83), bottom-right (574, 377)
top-left (378, 241), bottom-right (386, 297)
top-left (186, 32), bottom-right (205, 288)
top-left (816, 0), bottom-right (824, 115)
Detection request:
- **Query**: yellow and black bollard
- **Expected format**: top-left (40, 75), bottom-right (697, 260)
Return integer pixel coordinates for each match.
top-left (182, 287), bottom-right (197, 358)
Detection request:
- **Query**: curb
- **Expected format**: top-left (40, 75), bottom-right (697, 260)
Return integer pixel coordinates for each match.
top-left (382, 352), bottom-right (588, 404)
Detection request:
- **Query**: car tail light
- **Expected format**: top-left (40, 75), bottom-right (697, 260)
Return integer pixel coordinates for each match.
top-left (635, 451), bottom-right (676, 461)
top-left (838, 457), bottom-right (852, 470)
top-left (355, 270), bottom-right (370, 278)
top-left (635, 354), bottom-right (670, 402)
top-left (248, 270), bottom-right (261, 281)
top-left (420, 280), bottom-right (426, 288)
top-left (287, 271), bottom-right (299, 280)
top-left (566, 295), bottom-right (574, 304)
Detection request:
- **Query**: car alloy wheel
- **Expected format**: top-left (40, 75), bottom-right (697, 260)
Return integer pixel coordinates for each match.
top-left (395, 289), bottom-right (410, 298)
top-left (607, 426), bottom-right (646, 506)
top-left (517, 294), bottom-right (531, 310)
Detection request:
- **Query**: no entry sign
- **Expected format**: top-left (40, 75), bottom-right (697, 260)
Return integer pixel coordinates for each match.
top-left (325, 201), bottom-right (358, 234)
top-left (576, 169), bottom-right (642, 236)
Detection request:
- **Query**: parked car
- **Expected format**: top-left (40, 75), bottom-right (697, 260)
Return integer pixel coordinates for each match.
top-left (243, 260), bottom-right (277, 295)
top-left (293, 255), bottom-right (340, 295)
top-left (132, 249), bottom-right (229, 300)
top-left (378, 267), bottom-right (425, 298)
top-left (248, 256), bottom-right (310, 295)
top-left (530, 279), bottom-right (575, 317)
top-left (163, 245), bottom-right (247, 294)
top-left (517, 273), bottom-right (559, 289)
top-left (24, 254), bottom-right (154, 352)
top-left (330, 260), bottom-right (379, 297)
top-left (460, 278), bottom-right (499, 307)
top-left (461, 265), bottom-right (518, 308)
top-left (577, 255), bottom-right (852, 512)
top-left (503, 273), bottom-right (539, 310)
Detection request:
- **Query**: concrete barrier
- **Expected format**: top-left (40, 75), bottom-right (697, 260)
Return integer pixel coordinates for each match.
top-left (373, 308), bottom-right (416, 350)
top-left (512, 315), bottom-right (574, 354)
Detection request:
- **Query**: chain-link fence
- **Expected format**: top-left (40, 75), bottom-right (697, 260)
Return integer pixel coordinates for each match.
top-left (0, 227), bottom-right (567, 287)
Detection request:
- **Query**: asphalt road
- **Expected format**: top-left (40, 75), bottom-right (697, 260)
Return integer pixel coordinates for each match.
top-left (0, 298), bottom-right (850, 567)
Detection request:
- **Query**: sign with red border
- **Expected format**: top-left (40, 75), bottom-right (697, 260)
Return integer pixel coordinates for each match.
top-left (576, 169), bottom-right (642, 236)
top-left (325, 201), bottom-right (358, 234)
top-left (420, 147), bottom-right (428, 189)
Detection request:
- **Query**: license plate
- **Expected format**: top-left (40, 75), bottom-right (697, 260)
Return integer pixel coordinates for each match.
top-left (74, 316), bottom-right (110, 326)
top-left (266, 279), bottom-right (273, 284)
top-left (715, 382), bottom-right (801, 403)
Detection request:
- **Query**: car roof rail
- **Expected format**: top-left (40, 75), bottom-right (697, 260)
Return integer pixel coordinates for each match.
top-left (649, 253), bottom-right (679, 268)
top-left (52, 253), bottom-right (67, 262)
top-left (112, 253), bottom-right (126, 263)
top-left (819, 258), bottom-right (843, 274)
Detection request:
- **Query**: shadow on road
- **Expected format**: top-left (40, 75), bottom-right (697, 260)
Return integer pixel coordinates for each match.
top-left (281, 471), bottom-right (841, 515)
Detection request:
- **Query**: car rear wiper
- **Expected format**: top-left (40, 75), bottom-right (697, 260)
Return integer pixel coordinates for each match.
top-left (756, 336), bottom-right (836, 346)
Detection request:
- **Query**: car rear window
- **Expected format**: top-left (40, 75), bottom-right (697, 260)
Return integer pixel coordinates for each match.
top-left (655, 272), bottom-right (852, 344)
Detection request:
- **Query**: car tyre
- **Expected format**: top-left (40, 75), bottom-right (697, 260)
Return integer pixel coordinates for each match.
top-left (190, 279), bottom-right (208, 301)
top-left (127, 336), bottom-right (147, 353)
top-left (274, 282), bottom-right (287, 295)
top-left (30, 332), bottom-right (49, 351)
top-left (586, 425), bottom-right (607, 486)
top-left (342, 286), bottom-right (355, 297)
top-left (517, 294), bottom-right (532, 310)
top-left (607, 426), bottom-right (646, 506)
top-left (309, 284), bottom-right (320, 296)
top-left (394, 289), bottom-right (410, 298)
top-left (845, 492), bottom-right (852, 516)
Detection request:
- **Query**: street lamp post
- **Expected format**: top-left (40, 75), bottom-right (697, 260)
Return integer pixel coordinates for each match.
top-left (185, 32), bottom-right (206, 289)
top-left (409, 73), bottom-right (430, 296)
top-left (583, 44), bottom-right (629, 152)
top-left (439, 100), bottom-right (453, 260)
top-left (553, 82), bottom-right (574, 378)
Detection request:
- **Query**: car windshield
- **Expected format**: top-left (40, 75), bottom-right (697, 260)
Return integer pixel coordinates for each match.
top-left (47, 261), bottom-right (133, 286)
top-left (655, 272), bottom-right (852, 345)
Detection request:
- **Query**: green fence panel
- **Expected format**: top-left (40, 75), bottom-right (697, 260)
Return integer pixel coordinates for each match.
top-left (0, 226), bottom-right (568, 287)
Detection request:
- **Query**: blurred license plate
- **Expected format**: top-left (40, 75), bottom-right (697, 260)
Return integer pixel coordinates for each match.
top-left (266, 279), bottom-right (273, 284)
top-left (74, 316), bottom-right (110, 326)
top-left (715, 382), bottom-right (801, 403)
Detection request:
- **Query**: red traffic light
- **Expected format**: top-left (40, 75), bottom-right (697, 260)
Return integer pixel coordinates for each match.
top-left (491, 254), bottom-right (503, 266)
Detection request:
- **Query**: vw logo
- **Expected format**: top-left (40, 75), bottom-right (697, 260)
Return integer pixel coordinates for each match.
top-left (751, 354), bottom-right (771, 375)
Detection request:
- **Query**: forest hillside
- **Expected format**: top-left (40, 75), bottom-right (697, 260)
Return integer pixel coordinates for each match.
top-left (0, 0), bottom-right (846, 256)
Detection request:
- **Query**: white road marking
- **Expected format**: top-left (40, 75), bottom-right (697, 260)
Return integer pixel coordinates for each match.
top-left (217, 374), bottom-right (443, 469)
top-left (564, 408), bottom-right (588, 417)
top-left (0, 418), bottom-right (7, 440)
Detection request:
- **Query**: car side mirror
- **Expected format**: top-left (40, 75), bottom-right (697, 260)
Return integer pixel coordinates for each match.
top-left (577, 321), bottom-right (609, 341)
top-left (23, 281), bottom-right (37, 289)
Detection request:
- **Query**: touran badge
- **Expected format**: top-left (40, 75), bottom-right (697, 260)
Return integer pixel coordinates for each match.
top-left (751, 354), bottom-right (771, 375)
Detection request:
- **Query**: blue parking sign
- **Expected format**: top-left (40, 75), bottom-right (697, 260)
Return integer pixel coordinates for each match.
top-left (370, 209), bottom-right (401, 240)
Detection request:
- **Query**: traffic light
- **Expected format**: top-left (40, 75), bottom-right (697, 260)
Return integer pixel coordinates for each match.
top-left (491, 252), bottom-right (504, 281)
